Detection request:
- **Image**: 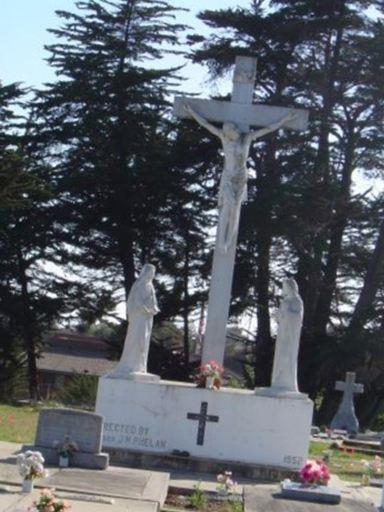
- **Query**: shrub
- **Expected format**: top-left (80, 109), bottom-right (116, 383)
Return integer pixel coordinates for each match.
top-left (58, 374), bottom-right (98, 408)
top-left (188, 483), bottom-right (207, 510)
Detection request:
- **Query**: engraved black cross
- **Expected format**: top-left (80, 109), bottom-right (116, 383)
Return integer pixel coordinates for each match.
top-left (187, 401), bottom-right (219, 446)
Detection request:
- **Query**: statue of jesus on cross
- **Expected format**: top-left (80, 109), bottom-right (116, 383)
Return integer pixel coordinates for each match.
top-left (174, 56), bottom-right (309, 367)
top-left (185, 104), bottom-right (296, 253)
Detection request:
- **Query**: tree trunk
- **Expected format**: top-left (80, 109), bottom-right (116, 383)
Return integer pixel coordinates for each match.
top-left (253, 226), bottom-right (273, 386)
top-left (113, 4), bottom-right (137, 300)
top-left (117, 228), bottom-right (136, 301)
top-left (182, 232), bottom-right (190, 366)
top-left (315, 131), bottom-right (355, 337)
top-left (17, 249), bottom-right (39, 401)
top-left (349, 219), bottom-right (384, 331)
top-left (297, 16), bottom-right (346, 394)
top-left (252, 139), bottom-right (277, 387)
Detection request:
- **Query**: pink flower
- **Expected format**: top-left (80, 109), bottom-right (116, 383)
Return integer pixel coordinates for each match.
top-left (300, 460), bottom-right (331, 486)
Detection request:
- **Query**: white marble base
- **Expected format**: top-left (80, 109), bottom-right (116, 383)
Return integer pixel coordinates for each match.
top-left (96, 378), bottom-right (313, 469)
top-left (105, 371), bottom-right (160, 383)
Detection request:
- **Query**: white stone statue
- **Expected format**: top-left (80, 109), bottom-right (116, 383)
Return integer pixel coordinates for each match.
top-left (271, 278), bottom-right (303, 393)
top-left (108, 263), bottom-right (160, 381)
top-left (185, 105), bottom-right (295, 253)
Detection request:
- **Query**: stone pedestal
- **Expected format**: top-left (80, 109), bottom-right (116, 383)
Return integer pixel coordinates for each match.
top-left (106, 370), bottom-right (160, 383)
top-left (96, 377), bottom-right (313, 470)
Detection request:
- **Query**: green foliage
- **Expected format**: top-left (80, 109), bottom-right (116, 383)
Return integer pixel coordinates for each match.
top-left (225, 376), bottom-right (245, 389)
top-left (230, 501), bottom-right (243, 512)
top-left (58, 375), bottom-right (98, 408)
top-left (188, 483), bottom-right (207, 510)
top-left (371, 412), bottom-right (384, 432)
top-left (33, 0), bottom-right (190, 295)
top-left (0, 367), bottom-right (29, 402)
top-left (29, 0), bottom-right (216, 370)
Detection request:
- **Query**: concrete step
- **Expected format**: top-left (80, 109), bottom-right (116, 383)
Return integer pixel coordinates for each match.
top-left (0, 486), bottom-right (159, 512)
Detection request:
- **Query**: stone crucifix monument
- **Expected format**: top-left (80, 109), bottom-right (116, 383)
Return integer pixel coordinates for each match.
top-left (174, 56), bottom-right (308, 366)
top-left (96, 56), bottom-right (313, 474)
top-left (331, 372), bottom-right (364, 434)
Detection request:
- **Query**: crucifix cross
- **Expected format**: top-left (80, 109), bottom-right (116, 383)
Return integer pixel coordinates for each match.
top-left (174, 57), bottom-right (308, 131)
top-left (173, 56), bottom-right (309, 368)
top-left (187, 401), bottom-right (219, 446)
top-left (331, 372), bottom-right (364, 434)
top-left (335, 372), bottom-right (364, 398)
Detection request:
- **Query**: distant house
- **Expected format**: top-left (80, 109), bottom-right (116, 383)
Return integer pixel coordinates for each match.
top-left (37, 331), bottom-right (117, 399)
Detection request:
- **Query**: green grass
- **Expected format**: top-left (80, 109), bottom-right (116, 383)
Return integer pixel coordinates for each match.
top-left (309, 440), bottom-right (383, 482)
top-left (0, 404), bottom-right (39, 444)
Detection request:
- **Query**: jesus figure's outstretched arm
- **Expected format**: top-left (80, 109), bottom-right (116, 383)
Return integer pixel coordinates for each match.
top-left (184, 104), bottom-right (222, 138)
top-left (246, 112), bottom-right (297, 143)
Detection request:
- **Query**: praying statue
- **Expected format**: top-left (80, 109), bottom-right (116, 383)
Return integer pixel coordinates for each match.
top-left (109, 263), bottom-right (159, 379)
top-left (185, 105), bottom-right (295, 253)
top-left (271, 278), bottom-right (303, 393)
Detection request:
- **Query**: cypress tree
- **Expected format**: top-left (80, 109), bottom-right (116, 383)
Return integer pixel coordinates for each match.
top-left (33, 0), bottom-right (188, 298)
top-left (188, 0), bottom-right (384, 422)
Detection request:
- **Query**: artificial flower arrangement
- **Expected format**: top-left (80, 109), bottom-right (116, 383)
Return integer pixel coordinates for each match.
top-left (281, 459), bottom-right (341, 504)
top-left (361, 455), bottom-right (382, 485)
top-left (216, 470), bottom-right (237, 496)
top-left (17, 451), bottom-right (48, 493)
top-left (27, 488), bottom-right (71, 512)
top-left (195, 360), bottom-right (224, 389)
top-left (53, 435), bottom-right (79, 467)
top-left (299, 460), bottom-right (331, 487)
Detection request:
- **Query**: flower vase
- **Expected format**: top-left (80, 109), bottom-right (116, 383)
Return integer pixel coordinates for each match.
top-left (205, 376), bottom-right (215, 389)
top-left (59, 455), bottom-right (69, 468)
top-left (22, 479), bottom-right (33, 493)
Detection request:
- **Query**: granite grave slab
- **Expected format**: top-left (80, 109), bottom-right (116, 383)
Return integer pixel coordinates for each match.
top-left (40, 466), bottom-right (169, 506)
top-left (280, 480), bottom-right (341, 504)
top-left (244, 484), bottom-right (376, 511)
top-left (33, 408), bottom-right (109, 469)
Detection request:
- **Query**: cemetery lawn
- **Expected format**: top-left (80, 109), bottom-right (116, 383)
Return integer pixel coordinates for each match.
top-left (0, 404), bottom-right (39, 444)
top-left (309, 441), bottom-right (383, 482)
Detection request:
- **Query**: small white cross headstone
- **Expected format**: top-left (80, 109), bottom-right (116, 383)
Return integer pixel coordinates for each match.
top-left (330, 372), bottom-right (364, 434)
top-left (174, 56), bottom-right (309, 367)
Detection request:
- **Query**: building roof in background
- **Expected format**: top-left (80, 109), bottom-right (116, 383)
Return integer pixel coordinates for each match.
top-left (37, 331), bottom-right (118, 377)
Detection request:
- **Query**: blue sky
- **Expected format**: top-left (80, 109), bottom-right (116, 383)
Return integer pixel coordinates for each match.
top-left (0, 0), bottom-right (250, 93)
